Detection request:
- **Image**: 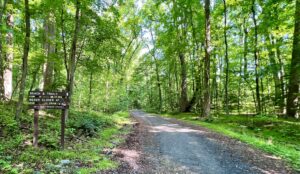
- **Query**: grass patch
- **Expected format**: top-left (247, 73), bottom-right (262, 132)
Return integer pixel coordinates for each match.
top-left (161, 112), bottom-right (300, 171)
top-left (0, 102), bottom-right (132, 173)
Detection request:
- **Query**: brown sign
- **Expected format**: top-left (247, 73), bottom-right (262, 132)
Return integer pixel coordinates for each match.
top-left (28, 90), bottom-right (69, 150)
top-left (29, 98), bottom-right (67, 103)
top-left (28, 91), bottom-right (69, 108)
top-left (29, 91), bottom-right (69, 97)
top-left (29, 105), bottom-right (69, 110)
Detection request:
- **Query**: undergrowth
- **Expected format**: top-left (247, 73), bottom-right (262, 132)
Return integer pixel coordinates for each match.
top-left (0, 102), bottom-right (132, 173)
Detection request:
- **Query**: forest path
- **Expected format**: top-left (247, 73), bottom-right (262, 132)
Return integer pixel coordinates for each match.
top-left (129, 110), bottom-right (294, 174)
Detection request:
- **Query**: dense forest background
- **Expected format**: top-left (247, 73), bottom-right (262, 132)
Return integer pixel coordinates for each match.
top-left (0, 0), bottom-right (299, 120)
top-left (0, 0), bottom-right (300, 173)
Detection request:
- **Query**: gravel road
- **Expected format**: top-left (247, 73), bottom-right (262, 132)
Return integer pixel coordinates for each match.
top-left (130, 110), bottom-right (296, 174)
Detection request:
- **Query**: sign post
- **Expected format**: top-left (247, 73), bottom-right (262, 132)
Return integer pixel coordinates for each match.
top-left (60, 95), bottom-right (67, 150)
top-left (33, 107), bottom-right (39, 147)
top-left (28, 91), bottom-right (69, 149)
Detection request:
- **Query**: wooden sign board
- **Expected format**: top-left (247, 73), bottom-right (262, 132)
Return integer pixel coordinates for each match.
top-left (28, 91), bottom-right (69, 108)
top-left (28, 91), bottom-right (69, 150)
top-left (29, 91), bottom-right (69, 97)
top-left (29, 105), bottom-right (69, 110)
top-left (29, 98), bottom-right (67, 103)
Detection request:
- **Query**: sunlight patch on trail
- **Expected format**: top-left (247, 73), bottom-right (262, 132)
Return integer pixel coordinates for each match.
top-left (149, 124), bottom-right (206, 133)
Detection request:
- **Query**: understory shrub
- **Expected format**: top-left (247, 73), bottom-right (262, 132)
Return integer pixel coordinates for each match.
top-left (68, 112), bottom-right (114, 137)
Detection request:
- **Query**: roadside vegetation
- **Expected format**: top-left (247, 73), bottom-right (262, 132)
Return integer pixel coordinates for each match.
top-left (0, 102), bottom-right (132, 173)
top-left (162, 112), bottom-right (300, 171)
top-left (0, 0), bottom-right (299, 173)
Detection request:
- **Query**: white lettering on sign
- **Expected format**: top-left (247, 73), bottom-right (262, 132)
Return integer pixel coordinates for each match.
top-left (29, 98), bottom-right (66, 103)
top-left (29, 91), bottom-right (69, 96)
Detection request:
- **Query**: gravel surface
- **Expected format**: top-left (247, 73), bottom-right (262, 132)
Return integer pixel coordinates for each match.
top-left (127, 110), bottom-right (297, 174)
top-left (104, 110), bottom-right (297, 174)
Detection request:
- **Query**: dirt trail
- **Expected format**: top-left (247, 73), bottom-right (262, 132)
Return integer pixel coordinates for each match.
top-left (108, 110), bottom-right (297, 174)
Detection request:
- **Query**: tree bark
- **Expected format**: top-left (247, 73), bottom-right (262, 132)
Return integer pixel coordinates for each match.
top-left (175, 61), bottom-right (180, 107)
top-left (61, 6), bottom-right (69, 81)
top-left (42, 15), bottom-right (55, 91)
top-left (179, 53), bottom-right (188, 112)
top-left (243, 18), bottom-right (248, 79)
top-left (88, 71), bottom-right (92, 106)
top-left (67, 0), bottom-right (80, 105)
top-left (0, 0), bottom-right (7, 100)
top-left (238, 50), bottom-right (242, 114)
top-left (3, 0), bottom-right (13, 100)
top-left (251, 0), bottom-right (261, 114)
top-left (223, 0), bottom-right (229, 115)
top-left (154, 59), bottom-right (162, 112)
top-left (202, 0), bottom-right (211, 118)
top-left (287, 0), bottom-right (300, 117)
top-left (15, 0), bottom-right (30, 121)
top-left (186, 6), bottom-right (201, 112)
top-left (276, 39), bottom-right (285, 113)
top-left (266, 35), bottom-right (281, 111)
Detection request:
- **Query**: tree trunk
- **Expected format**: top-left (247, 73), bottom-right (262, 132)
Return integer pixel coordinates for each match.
top-left (266, 35), bottom-right (281, 111)
top-left (251, 0), bottom-right (261, 114)
top-left (276, 39), bottom-right (285, 113)
top-left (154, 60), bottom-right (162, 112)
top-left (179, 53), bottom-right (188, 112)
top-left (88, 71), bottom-right (92, 106)
top-left (242, 18), bottom-right (249, 112)
top-left (3, 1), bottom-right (13, 100)
top-left (42, 16), bottom-right (55, 91)
top-left (243, 18), bottom-right (248, 80)
top-left (238, 52), bottom-right (242, 114)
top-left (175, 61), bottom-right (180, 107)
top-left (186, 6), bottom-right (201, 112)
top-left (61, 6), bottom-right (69, 81)
top-left (67, 0), bottom-right (80, 105)
top-left (216, 54), bottom-right (221, 111)
top-left (186, 59), bottom-right (202, 112)
top-left (15, 0), bottom-right (30, 121)
top-left (202, 0), bottom-right (211, 118)
top-left (211, 54), bottom-right (218, 111)
top-left (0, 0), bottom-right (8, 100)
top-left (223, 0), bottom-right (229, 115)
top-left (287, 0), bottom-right (300, 118)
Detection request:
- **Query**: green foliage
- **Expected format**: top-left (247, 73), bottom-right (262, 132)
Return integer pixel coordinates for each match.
top-left (0, 0), bottom-right (299, 172)
top-left (69, 112), bottom-right (114, 137)
top-left (0, 101), bottom-right (131, 173)
top-left (0, 103), bottom-right (19, 137)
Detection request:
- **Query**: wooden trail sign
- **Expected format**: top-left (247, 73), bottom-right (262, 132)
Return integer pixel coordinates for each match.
top-left (29, 98), bottom-right (67, 103)
top-left (29, 91), bottom-right (69, 97)
top-left (28, 91), bottom-right (69, 149)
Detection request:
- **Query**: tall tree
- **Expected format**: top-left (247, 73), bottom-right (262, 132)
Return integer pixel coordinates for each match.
top-left (149, 29), bottom-right (162, 113)
top-left (266, 35), bottom-right (282, 111)
top-left (287, 0), bottom-right (300, 117)
top-left (172, 0), bottom-right (189, 112)
top-left (243, 17), bottom-right (248, 80)
top-left (42, 15), bottom-right (55, 91)
top-left (202, 0), bottom-right (211, 117)
top-left (3, 0), bottom-right (13, 99)
top-left (251, 0), bottom-right (261, 114)
top-left (179, 52), bottom-right (188, 112)
top-left (15, 0), bottom-right (30, 121)
top-left (67, 0), bottom-right (81, 105)
top-left (0, 0), bottom-right (7, 99)
top-left (223, 0), bottom-right (229, 115)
